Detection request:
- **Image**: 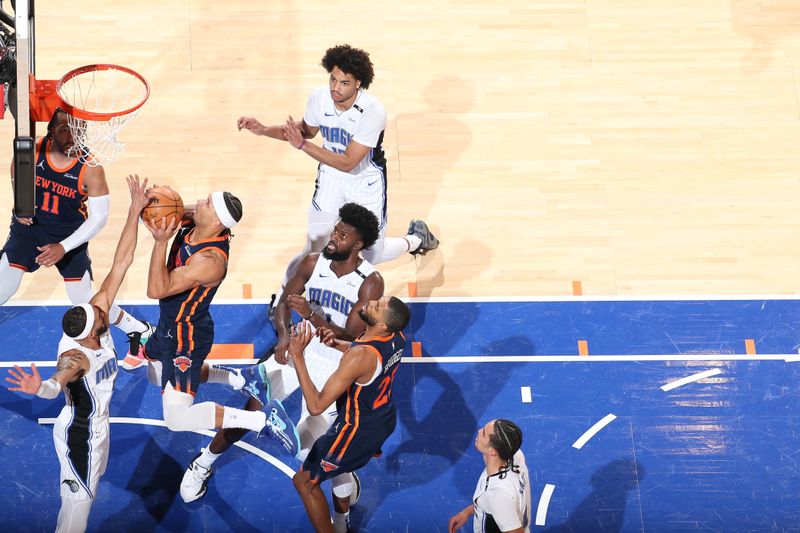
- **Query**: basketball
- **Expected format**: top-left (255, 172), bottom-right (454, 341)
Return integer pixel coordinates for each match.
top-left (141, 186), bottom-right (185, 226)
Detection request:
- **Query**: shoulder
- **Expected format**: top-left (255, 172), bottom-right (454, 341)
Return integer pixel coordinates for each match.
top-left (57, 348), bottom-right (89, 372)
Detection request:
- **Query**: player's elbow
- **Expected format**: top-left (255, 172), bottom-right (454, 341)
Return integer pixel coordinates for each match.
top-left (339, 160), bottom-right (359, 173)
top-left (147, 286), bottom-right (164, 299)
top-left (307, 403), bottom-right (326, 416)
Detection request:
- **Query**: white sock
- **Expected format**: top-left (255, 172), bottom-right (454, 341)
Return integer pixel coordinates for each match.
top-left (206, 365), bottom-right (245, 389)
top-left (371, 236), bottom-right (415, 264)
top-left (196, 446), bottom-right (221, 469)
top-left (111, 307), bottom-right (148, 335)
top-left (405, 234), bottom-right (422, 252)
top-left (332, 511), bottom-right (350, 533)
top-left (221, 407), bottom-right (266, 431)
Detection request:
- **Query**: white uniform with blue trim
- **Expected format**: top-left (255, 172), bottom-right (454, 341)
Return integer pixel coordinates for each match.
top-left (472, 451), bottom-right (532, 533)
top-left (263, 254), bottom-right (377, 458)
top-left (53, 332), bottom-right (118, 501)
top-left (304, 86), bottom-right (388, 230)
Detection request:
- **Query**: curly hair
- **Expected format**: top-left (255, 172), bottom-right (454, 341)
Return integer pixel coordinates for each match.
top-left (338, 202), bottom-right (380, 250)
top-left (321, 44), bottom-right (375, 89)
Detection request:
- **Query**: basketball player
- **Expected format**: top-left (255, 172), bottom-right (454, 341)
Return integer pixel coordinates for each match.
top-left (141, 191), bottom-right (299, 456)
top-left (288, 295), bottom-right (410, 533)
top-left (0, 109), bottom-right (153, 367)
top-left (179, 202), bottom-right (384, 518)
top-left (448, 419), bottom-right (531, 533)
top-left (5, 174), bottom-right (150, 533)
top-left (237, 44), bottom-right (439, 285)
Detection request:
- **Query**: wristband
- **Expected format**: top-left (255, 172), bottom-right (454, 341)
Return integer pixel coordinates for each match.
top-left (304, 309), bottom-right (314, 320)
top-left (297, 138), bottom-right (306, 150)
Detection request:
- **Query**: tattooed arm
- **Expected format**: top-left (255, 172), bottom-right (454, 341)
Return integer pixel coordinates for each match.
top-left (5, 349), bottom-right (89, 398)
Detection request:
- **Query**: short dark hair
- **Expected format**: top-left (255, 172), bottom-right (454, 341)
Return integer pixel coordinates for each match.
top-left (489, 419), bottom-right (523, 462)
top-left (46, 108), bottom-right (68, 140)
top-left (384, 296), bottom-right (410, 333)
top-left (339, 202), bottom-right (379, 250)
top-left (62, 305), bottom-right (88, 337)
top-left (321, 44), bottom-right (375, 89)
top-left (223, 192), bottom-right (243, 223)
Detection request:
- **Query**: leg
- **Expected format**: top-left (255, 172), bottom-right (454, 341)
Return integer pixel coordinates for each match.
top-left (331, 472), bottom-right (356, 533)
top-left (55, 497), bottom-right (94, 533)
top-left (0, 253), bottom-right (25, 304)
top-left (282, 208), bottom-right (339, 288)
top-left (293, 469), bottom-right (335, 533)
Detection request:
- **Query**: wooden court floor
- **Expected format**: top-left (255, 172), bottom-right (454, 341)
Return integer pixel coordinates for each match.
top-left (2, 0), bottom-right (800, 301)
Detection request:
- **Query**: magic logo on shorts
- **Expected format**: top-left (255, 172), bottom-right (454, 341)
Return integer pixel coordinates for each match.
top-left (173, 355), bottom-right (192, 373)
top-left (320, 459), bottom-right (339, 473)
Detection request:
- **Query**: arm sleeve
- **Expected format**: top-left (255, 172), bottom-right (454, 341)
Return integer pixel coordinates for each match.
top-left (352, 102), bottom-right (387, 148)
top-left (36, 378), bottom-right (62, 399)
top-left (59, 194), bottom-right (110, 253)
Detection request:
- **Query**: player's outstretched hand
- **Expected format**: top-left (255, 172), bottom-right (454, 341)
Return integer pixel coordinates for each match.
top-left (144, 215), bottom-right (179, 242)
top-left (284, 116), bottom-right (305, 149)
top-left (6, 363), bottom-right (42, 395)
top-left (126, 174), bottom-right (150, 213)
top-left (237, 116), bottom-right (266, 135)
top-left (316, 327), bottom-right (337, 347)
top-left (35, 243), bottom-right (65, 267)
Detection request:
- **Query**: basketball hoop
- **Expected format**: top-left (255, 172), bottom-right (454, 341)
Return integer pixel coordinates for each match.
top-left (55, 64), bottom-right (149, 167)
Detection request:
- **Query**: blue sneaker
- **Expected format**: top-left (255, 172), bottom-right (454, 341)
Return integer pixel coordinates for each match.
top-left (239, 363), bottom-right (271, 406)
top-left (257, 399), bottom-right (300, 457)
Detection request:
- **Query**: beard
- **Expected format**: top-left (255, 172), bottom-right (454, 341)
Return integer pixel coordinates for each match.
top-left (358, 308), bottom-right (377, 326)
top-left (322, 247), bottom-right (350, 261)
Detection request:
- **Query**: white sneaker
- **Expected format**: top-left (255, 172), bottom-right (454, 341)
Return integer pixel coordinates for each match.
top-left (180, 452), bottom-right (213, 503)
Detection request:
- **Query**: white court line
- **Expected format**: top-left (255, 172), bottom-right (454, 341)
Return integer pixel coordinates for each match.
top-left (536, 484), bottom-right (556, 526)
top-left (37, 416), bottom-right (295, 478)
top-left (520, 386), bottom-right (532, 403)
top-left (660, 368), bottom-right (723, 392)
top-left (572, 414), bottom-right (617, 450)
top-left (2, 354), bottom-right (795, 368)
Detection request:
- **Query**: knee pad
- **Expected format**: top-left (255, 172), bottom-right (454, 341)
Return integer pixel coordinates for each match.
top-left (0, 253), bottom-right (24, 305)
top-left (64, 271), bottom-right (93, 305)
top-left (331, 472), bottom-right (354, 499)
top-left (146, 360), bottom-right (163, 387)
top-left (162, 384), bottom-right (196, 431)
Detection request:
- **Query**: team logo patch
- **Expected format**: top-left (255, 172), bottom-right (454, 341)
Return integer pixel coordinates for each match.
top-left (62, 480), bottom-right (80, 493)
top-left (173, 356), bottom-right (192, 373)
top-left (320, 460), bottom-right (339, 473)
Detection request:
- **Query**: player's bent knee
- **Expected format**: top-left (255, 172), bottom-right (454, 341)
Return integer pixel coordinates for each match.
top-left (331, 472), bottom-right (354, 499)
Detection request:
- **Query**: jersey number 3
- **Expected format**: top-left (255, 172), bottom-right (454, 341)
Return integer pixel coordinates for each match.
top-left (372, 366), bottom-right (399, 410)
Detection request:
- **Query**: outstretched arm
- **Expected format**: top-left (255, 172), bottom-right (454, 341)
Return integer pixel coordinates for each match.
top-left (92, 175), bottom-right (150, 312)
top-left (6, 349), bottom-right (90, 399)
top-left (237, 115), bottom-right (319, 141)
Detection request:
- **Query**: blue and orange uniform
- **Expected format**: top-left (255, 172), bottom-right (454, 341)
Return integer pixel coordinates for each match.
top-left (303, 331), bottom-right (405, 483)
top-left (1, 137), bottom-right (92, 279)
top-left (144, 222), bottom-right (230, 395)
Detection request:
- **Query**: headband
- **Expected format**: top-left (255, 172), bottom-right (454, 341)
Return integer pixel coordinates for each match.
top-left (211, 191), bottom-right (238, 229)
top-left (69, 303), bottom-right (95, 341)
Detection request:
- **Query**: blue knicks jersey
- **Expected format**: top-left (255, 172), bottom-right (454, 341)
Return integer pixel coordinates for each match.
top-left (33, 138), bottom-right (89, 234)
top-left (335, 332), bottom-right (405, 429)
top-left (159, 224), bottom-right (230, 326)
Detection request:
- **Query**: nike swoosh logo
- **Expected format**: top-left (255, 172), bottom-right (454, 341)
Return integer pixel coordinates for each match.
top-left (320, 274), bottom-right (330, 278)
top-left (367, 180), bottom-right (379, 186)
top-left (324, 113), bottom-right (335, 116)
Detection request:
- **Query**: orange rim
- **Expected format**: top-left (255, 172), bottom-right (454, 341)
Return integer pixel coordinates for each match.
top-left (56, 64), bottom-right (150, 121)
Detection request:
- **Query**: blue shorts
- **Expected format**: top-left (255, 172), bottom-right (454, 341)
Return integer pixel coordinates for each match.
top-left (303, 413), bottom-right (396, 484)
top-left (144, 318), bottom-right (214, 396)
top-left (1, 219), bottom-right (92, 280)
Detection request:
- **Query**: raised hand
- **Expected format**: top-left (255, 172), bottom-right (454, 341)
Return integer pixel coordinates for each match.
top-left (126, 174), bottom-right (150, 213)
top-left (6, 363), bottom-right (43, 395)
top-left (288, 320), bottom-right (315, 360)
top-left (144, 215), bottom-right (179, 243)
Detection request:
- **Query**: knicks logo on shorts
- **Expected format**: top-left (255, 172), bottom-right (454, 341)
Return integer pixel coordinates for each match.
top-left (173, 355), bottom-right (192, 373)
top-left (320, 459), bottom-right (339, 473)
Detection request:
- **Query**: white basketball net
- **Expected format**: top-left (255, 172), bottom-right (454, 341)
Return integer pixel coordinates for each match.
top-left (57, 66), bottom-right (148, 167)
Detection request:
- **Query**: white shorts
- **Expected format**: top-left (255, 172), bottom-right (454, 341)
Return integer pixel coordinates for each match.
top-left (53, 408), bottom-right (110, 501)
top-left (311, 165), bottom-right (387, 230)
top-left (264, 339), bottom-right (342, 449)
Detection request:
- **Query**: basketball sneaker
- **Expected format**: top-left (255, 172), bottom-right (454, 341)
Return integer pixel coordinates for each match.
top-left (256, 399), bottom-right (300, 457)
top-left (121, 321), bottom-right (155, 370)
top-left (239, 362), bottom-right (271, 406)
top-left (407, 219), bottom-right (439, 256)
top-left (350, 471), bottom-right (361, 506)
top-left (180, 452), bottom-right (213, 503)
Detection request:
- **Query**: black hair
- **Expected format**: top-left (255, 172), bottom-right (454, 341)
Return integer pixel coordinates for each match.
top-left (45, 108), bottom-right (68, 140)
top-left (321, 44), bottom-right (375, 89)
top-left (489, 419), bottom-right (524, 479)
top-left (338, 202), bottom-right (379, 250)
top-left (62, 305), bottom-right (88, 337)
top-left (383, 296), bottom-right (410, 333)
top-left (223, 192), bottom-right (243, 223)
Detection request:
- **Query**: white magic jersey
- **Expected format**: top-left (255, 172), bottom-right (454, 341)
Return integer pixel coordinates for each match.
top-left (305, 255), bottom-right (377, 329)
top-left (53, 332), bottom-right (118, 500)
top-left (473, 451), bottom-right (532, 533)
top-left (304, 87), bottom-right (387, 179)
